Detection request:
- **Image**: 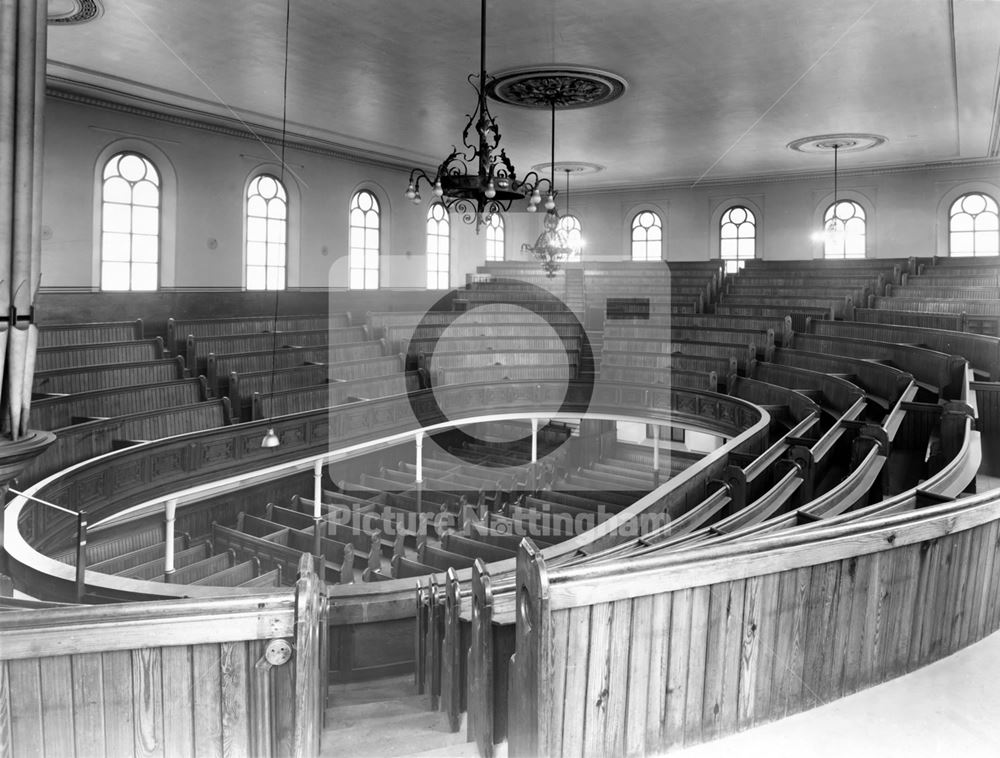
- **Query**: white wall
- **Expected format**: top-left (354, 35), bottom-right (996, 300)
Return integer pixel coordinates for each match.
top-left (40, 94), bottom-right (1000, 293)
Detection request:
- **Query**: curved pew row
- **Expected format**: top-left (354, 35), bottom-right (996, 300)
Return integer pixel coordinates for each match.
top-left (502, 481), bottom-right (1000, 757)
top-left (436, 335), bottom-right (983, 751)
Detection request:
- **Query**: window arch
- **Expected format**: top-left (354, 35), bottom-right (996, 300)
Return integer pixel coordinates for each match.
top-left (349, 189), bottom-right (380, 289)
top-left (719, 206), bottom-right (756, 274)
top-left (558, 215), bottom-right (582, 261)
top-left (245, 174), bottom-right (287, 290)
top-left (823, 200), bottom-right (866, 259)
top-left (100, 151), bottom-right (160, 291)
top-left (630, 211), bottom-right (662, 261)
top-left (485, 213), bottom-right (505, 262)
top-left (426, 203), bottom-right (450, 289)
top-left (949, 192), bottom-right (999, 257)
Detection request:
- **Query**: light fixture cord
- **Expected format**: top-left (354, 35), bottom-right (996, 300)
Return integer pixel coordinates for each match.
top-left (549, 101), bottom-right (556, 191)
top-left (833, 143), bottom-right (839, 209)
top-left (267, 0), bottom-right (292, 422)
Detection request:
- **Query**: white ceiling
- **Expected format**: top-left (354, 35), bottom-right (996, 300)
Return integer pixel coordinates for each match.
top-left (46, 0), bottom-right (1000, 190)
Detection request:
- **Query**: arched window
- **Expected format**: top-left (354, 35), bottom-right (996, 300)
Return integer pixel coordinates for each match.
top-left (949, 192), bottom-right (999, 257)
top-left (349, 190), bottom-right (380, 289)
top-left (426, 203), bottom-right (450, 289)
top-left (485, 213), bottom-right (505, 262)
top-left (100, 152), bottom-right (160, 291)
top-left (823, 200), bottom-right (866, 259)
top-left (630, 211), bottom-right (662, 261)
top-left (558, 215), bottom-right (582, 262)
top-left (720, 206), bottom-right (756, 274)
top-left (246, 174), bottom-right (287, 290)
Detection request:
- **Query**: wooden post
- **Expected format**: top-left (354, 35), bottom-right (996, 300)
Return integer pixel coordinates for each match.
top-left (75, 509), bottom-right (87, 602)
top-left (441, 568), bottom-right (463, 732)
top-left (292, 553), bottom-right (324, 758)
top-left (164, 498), bottom-right (176, 582)
top-left (508, 539), bottom-right (550, 758)
top-left (652, 424), bottom-right (660, 487)
top-left (468, 559), bottom-right (495, 757)
top-left (530, 418), bottom-right (538, 491)
top-left (415, 431), bottom-right (424, 513)
top-left (313, 460), bottom-right (323, 559)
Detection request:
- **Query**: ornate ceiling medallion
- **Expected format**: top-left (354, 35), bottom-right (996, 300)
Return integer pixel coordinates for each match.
top-left (486, 66), bottom-right (628, 109)
top-left (48, 0), bottom-right (103, 25)
top-left (787, 133), bottom-right (887, 154)
top-left (529, 161), bottom-right (604, 176)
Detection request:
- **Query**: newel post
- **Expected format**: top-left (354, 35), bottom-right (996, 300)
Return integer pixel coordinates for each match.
top-left (508, 538), bottom-right (550, 758)
top-left (292, 553), bottom-right (326, 758)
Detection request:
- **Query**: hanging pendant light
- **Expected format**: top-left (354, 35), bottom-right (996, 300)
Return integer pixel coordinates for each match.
top-left (522, 100), bottom-right (571, 277)
top-left (261, 0), bottom-right (293, 449)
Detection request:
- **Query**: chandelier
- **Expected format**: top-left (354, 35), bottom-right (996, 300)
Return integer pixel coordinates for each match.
top-left (522, 103), bottom-right (573, 278)
top-left (404, 0), bottom-right (555, 231)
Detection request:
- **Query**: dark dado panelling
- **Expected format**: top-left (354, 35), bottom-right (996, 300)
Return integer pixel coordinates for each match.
top-left (35, 289), bottom-right (443, 339)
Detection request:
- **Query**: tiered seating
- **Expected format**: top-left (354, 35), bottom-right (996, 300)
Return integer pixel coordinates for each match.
top-left (54, 522), bottom-right (282, 588)
top-left (166, 312), bottom-right (346, 355)
top-left (863, 256), bottom-right (1000, 336)
top-left (370, 294), bottom-right (591, 388)
top-left (718, 258), bottom-right (912, 329)
top-left (25, 323), bottom-right (231, 484)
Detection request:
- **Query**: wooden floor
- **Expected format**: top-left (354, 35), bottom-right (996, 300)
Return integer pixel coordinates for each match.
top-left (670, 629), bottom-right (1000, 758)
top-left (321, 628), bottom-right (1000, 758)
top-left (323, 676), bottom-right (477, 758)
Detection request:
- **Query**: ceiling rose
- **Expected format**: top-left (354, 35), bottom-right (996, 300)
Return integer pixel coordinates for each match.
top-left (787, 133), bottom-right (887, 153)
top-left (487, 66), bottom-right (628, 109)
top-left (529, 161), bottom-right (604, 175)
top-left (48, 0), bottom-right (103, 25)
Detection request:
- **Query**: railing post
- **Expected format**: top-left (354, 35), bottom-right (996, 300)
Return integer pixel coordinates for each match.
top-left (292, 553), bottom-right (325, 758)
top-left (530, 418), bottom-right (539, 490)
top-left (75, 509), bottom-right (87, 602)
top-left (652, 424), bottom-right (661, 487)
top-left (313, 460), bottom-right (323, 559)
top-left (415, 431), bottom-right (424, 513)
top-left (164, 499), bottom-right (176, 583)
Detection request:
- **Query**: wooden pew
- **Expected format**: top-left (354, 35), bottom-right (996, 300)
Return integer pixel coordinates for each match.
top-left (251, 372), bottom-right (420, 420)
top-left (117, 542), bottom-right (212, 580)
top-left (31, 377), bottom-right (208, 431)
top-left (32, 356), bottom-right (187, 395)
top-left (792, 331), bottom-right (967, 399)
top-left (190, 559), bottom-right (261, 586)
top-left (853, 307), bottom-right (966, 333)
top-left (768, 347), bottom-right (913, 408)
top-left (432, 364), bottom-right (573, 386)
top-left (167, 311), bottom-right (348, 354)
top-left (868, 295), bottom-right (1000, 336)
top-left (720, 292), bottom-right (853, 319)
top-left (35, 338), bottom-right (165, 371)
top-left (37, 319), bottom-right (144, 347)
top-left (187, 326), bottom-right (365, 374)
top-left (207, 340), bottom-right (386, 394)
top-left (22, 399), bottom-right (233, 485)
top-left (808, 319), bottom-right (1000, 383)
top-left (212, 522), bottom-right (347, 584)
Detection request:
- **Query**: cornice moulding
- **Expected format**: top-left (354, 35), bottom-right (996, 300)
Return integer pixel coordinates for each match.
top-left (47, 81), bottom-right (1000, 194)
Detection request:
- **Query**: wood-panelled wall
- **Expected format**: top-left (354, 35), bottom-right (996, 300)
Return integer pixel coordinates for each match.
top-left (0, 556), bottom-right (326, 758)
top-left (510, 490), bottom-right (1000, 757)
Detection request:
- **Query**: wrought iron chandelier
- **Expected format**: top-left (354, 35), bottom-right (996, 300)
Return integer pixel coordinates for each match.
top-left (404, 0), bottom-right (555, 231)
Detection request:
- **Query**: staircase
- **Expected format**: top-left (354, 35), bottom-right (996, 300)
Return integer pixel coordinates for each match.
top-left (322, 676), bottom-right (479, 758)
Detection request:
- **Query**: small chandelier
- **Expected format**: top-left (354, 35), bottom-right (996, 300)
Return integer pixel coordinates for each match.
top-left (524, 208), bottom-right (572, 278)
top-left (816, 141), bottom-right (846, 248)
top-left (523, 104), bottom-right (573, 279)
top-left (404, 0), bottom-right (553, 231)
